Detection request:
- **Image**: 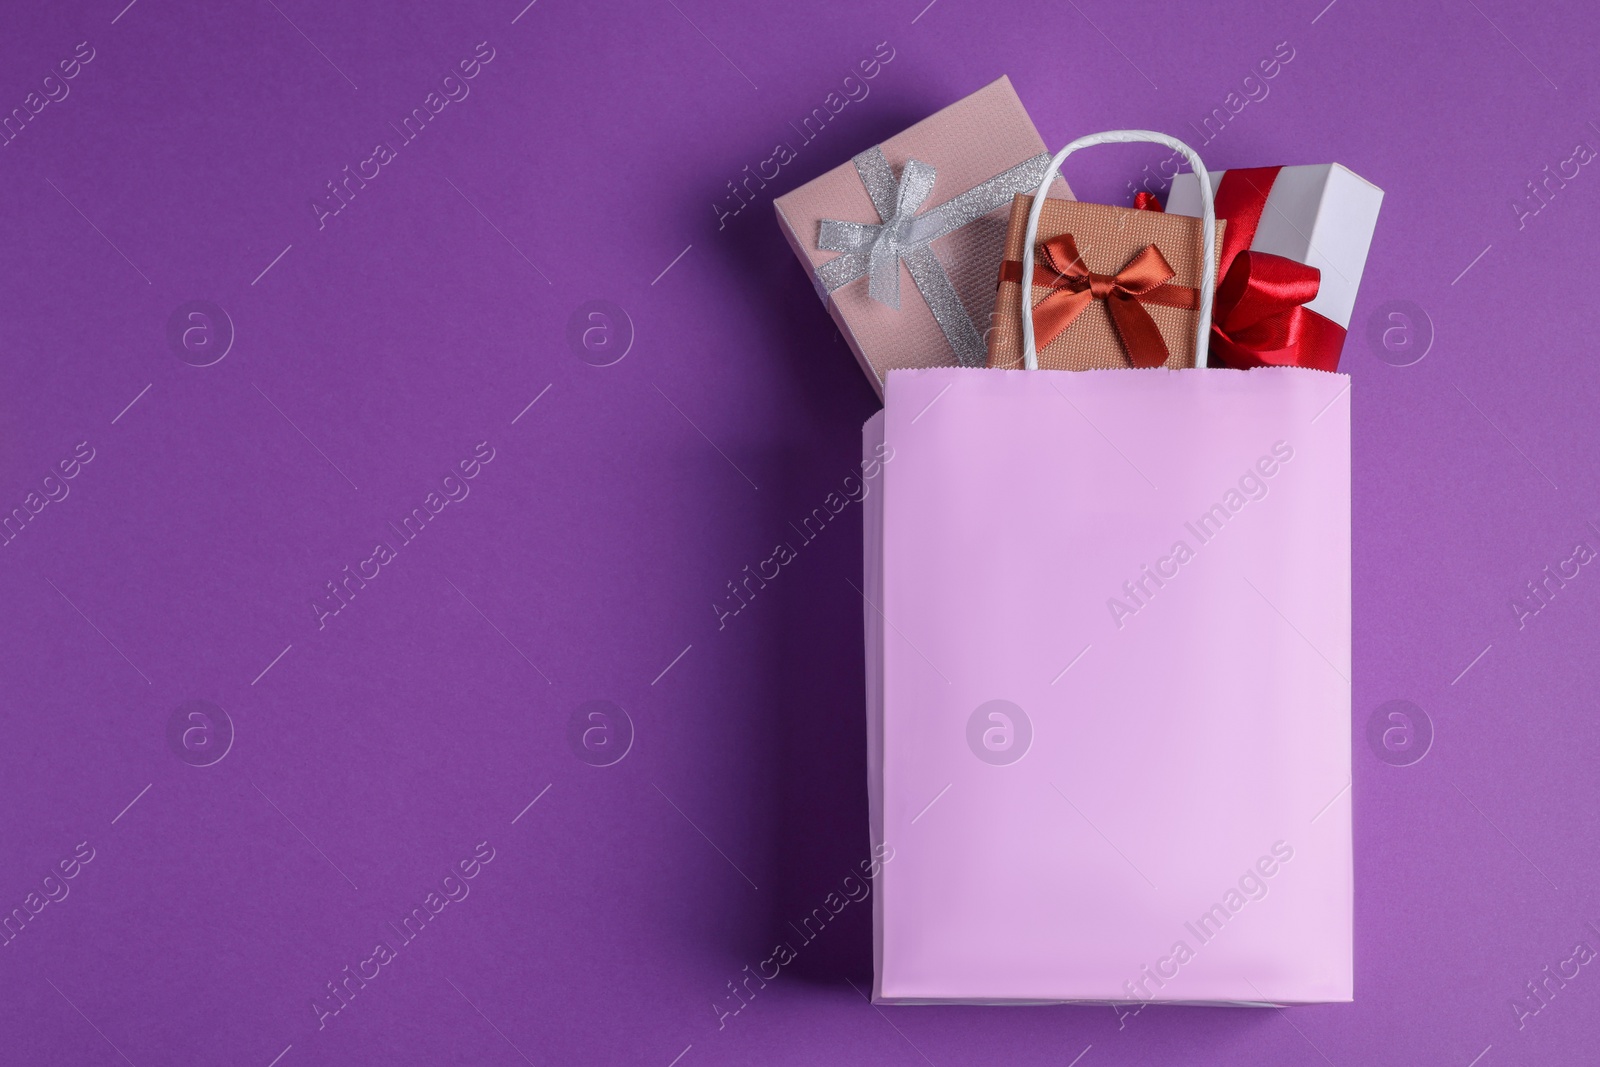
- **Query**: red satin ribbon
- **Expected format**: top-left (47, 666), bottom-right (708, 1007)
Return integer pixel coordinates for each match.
top-left (1206, 167), bottom-right (1346, 372)
top-left (999, 233), bottom-right (1198, 368)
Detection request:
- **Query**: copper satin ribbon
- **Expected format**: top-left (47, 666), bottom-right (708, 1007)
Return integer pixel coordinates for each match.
top-left (1205, 167), bottom-right (1346, 372)
top-left (998, 234), bottom-right (1199, 368)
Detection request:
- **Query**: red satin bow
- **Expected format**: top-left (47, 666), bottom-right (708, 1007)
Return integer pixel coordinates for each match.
top-left (1205, 167), bottom-right (1346, 372)
top-left (999, 233), bottom-right (1198, 368)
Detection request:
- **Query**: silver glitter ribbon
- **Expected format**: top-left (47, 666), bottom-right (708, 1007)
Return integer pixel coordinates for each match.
top-left (815, 147), bottom-right (1054, 367)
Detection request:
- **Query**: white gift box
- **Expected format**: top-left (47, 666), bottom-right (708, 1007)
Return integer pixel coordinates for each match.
top-left (1167, 163), bottom-right (1383, 333)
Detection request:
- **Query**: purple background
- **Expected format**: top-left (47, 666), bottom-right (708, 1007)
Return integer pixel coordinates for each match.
top-left (1, 1), bottom-right (1596, 1065)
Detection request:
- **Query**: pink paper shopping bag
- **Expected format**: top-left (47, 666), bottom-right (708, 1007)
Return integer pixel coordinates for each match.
top-left (862, 133), bottom-right (1352, 1005)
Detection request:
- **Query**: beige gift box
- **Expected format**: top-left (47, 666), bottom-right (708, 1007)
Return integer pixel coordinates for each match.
top-left (774, 76), bottom-right (1069, 398)
top-left (987, 194), bottom-right (1225, 372)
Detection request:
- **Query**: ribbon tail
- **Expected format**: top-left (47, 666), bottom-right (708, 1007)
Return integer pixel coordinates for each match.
top-left (1105, 293), bottom-right (1171, 368)
top-left (902, 246), bottom-right (986, 367)
top-left (866, 239), bottom-right (903, 309)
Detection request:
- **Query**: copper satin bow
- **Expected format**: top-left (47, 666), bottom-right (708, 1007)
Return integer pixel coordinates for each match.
top-left (999, 233), bottom-right (1199, 368)
top-left (1203, 167), bottom-right (1346, 372)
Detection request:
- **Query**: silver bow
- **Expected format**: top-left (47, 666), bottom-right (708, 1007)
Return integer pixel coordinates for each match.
top-left (815, 146), bottom-right (1053, 367)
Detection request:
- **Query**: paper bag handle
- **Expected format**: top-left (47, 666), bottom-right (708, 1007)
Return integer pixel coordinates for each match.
top-left (1020, 131), bottom-right (1216, 371)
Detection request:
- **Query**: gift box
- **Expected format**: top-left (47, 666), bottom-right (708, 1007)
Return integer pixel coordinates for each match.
top-left (1165, 164), bottom-right (1383, 371)
top-left (774, 77), bottom-right (1068, 397)
top-left (985, 194), bottom-right (1224, 371)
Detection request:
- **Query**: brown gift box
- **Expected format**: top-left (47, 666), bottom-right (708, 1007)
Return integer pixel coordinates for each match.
top-left (774, 77), bottom-right (1068, 398)
top-left (986, 194), bottom-right (1225, 371)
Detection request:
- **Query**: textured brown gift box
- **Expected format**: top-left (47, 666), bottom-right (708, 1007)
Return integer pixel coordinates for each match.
top-left (986, 194), bottom-right (1225, 371)
top-left (773, 77), bottom-right (1068, 398)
